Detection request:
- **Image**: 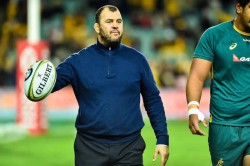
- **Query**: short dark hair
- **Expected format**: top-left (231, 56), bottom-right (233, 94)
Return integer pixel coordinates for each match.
top-left (237, 0), bottom-right (250, 7)
top-left (95, 5), bottom-right (119, 23)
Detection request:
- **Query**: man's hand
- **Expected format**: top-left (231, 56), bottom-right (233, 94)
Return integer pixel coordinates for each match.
top-left (153, 145), bottom-right (169, 166)
top-left (189, 113), bottom-right (207, 136)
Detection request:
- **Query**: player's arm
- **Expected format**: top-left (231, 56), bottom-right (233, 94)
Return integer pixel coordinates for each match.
top-left (139, 55), bottom-right (169, 164)
top-left (186, 58), bottom-right (212, 135)
top-left (51, 55), bottom-right (75, 93)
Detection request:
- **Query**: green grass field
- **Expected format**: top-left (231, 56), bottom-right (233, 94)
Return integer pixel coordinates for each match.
top-left (0, 119), bottom-right (210, 166)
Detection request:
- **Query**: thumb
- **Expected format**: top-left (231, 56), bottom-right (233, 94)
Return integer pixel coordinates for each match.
top-left (202, 119), bottom-right (207, 127)
top-left (153, 149), bottom-right (158, 161)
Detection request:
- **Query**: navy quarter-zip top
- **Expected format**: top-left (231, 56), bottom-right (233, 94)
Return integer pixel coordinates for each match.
top-left (106, 46), bottom-right (114, 78)
top-left (52, 40), bottom-right (169, 145)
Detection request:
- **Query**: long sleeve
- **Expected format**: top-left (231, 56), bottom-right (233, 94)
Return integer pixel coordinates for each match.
top-left (52, 55), bottom-right (75, 93)
top-left (140, 56), bottom-right (169, 145)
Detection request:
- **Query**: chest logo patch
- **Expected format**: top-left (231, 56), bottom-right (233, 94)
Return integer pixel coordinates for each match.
top-left (233, 54), bottom-right (241, 62)
top-left (233, 54), bottom-right (250, 62)
top-left (229, 43), bottom-right (237, 50)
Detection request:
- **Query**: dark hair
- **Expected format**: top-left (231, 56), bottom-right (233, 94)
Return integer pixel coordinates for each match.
top-left (95, 5), bottom-right (119, 23)
top-left (237, 0), bottom-right (250, 7)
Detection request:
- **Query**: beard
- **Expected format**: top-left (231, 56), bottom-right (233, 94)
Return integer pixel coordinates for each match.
top-left (99, 28), bottom-right (123, 47)
top-left (246, 20), bottom-right (250, 32)
top-left (240, 17), bottom-right (250, 33)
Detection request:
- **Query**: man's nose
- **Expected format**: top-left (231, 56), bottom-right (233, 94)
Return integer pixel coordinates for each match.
top-left (112, 23), bottom-right (118, 29)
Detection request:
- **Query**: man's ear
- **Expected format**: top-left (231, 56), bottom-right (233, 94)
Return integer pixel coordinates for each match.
top-left (236, 2), bottom-right (242, 14)
top-left (94, 23), bottom-right (100, 33)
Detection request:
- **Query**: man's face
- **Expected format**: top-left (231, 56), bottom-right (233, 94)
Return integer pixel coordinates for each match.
top-left (95, 8), bottom-right (123, 46)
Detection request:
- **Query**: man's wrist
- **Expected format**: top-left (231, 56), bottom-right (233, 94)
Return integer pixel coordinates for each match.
top-left (188, 107), bottom-right (205, 121)
top-left (156, 135), bottom-right (169, 146)
top-left (187, 101), bottom-right (200, 110)
top-left (156, 144), bottom-right (167, 146)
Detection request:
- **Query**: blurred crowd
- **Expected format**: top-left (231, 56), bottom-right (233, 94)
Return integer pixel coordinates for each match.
top-left (0, 0), bottom-right (235, 88)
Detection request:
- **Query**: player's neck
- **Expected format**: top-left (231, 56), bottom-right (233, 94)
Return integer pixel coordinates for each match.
top-left (233, 18), bottom-right (250, 36)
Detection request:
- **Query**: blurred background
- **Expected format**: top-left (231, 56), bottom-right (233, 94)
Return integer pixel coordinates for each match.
top-left (0, 0), bottom-right (235, 88)
top-left (0, 0), bottom-right (236, 165)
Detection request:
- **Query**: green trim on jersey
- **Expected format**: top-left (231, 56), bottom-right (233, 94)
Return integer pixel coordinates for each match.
top-left (194, 20), bottom-right (250, 126)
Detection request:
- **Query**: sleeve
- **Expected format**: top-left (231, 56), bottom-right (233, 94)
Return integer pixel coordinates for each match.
top-left (52, 55), bottom-right (75, 92)
top-left (140, 56), bottom-right (169, 146)
top-left (194, 28), bottom-right (216, 62)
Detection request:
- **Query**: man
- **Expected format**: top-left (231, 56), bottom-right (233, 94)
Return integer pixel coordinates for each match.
top-left (52, 5), bottom-right (169, 166)
top-left (186, 0), bottom-right (250, 165)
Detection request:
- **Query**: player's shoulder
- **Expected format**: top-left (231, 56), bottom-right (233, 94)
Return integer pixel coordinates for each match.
top-left (77, 44), bottom-right (94, 56)
top-left (121, 44), bottom-right (150, 68)
top-left (66, 44), bottom-right (94, 60)
top-left (199, 21), bottom-right (234, 44)
top-left (205, 20), bottom-right (233, 36)
top-left (121, 44), bottom-right (145, 59)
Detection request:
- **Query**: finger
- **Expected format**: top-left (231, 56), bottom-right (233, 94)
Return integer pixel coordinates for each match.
top-left (190, 119), bottom-right (204, 135)
top-left (29, 64), bottom-right (33, 69)
top-left (202, 119), bottom-right (207, 127)
top-left (153, 149), bottom-right (158, 161)
top-left (29, 60), bottom-right (38, 69)
top-left (189, 123), bottom-right (195, 133)
top-left (161, 155), bottom-right (167, 166)
top-left (193, 123), bottom-right (205, 135)
top-left (196, 129), bottom-right (205, 136)
top-left (189, 119), bottom-right (200, 134)
top-left (189, 125), bottom-right (197, 134)
top-left (189, 115), bottom-right (206, 135)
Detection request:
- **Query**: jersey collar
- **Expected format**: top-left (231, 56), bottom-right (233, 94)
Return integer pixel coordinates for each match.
top-left (233, 21), bottom-right (250, 36)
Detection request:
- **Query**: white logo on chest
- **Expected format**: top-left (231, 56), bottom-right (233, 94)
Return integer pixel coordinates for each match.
top-left (229, 43), bottom-right (237, 50)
